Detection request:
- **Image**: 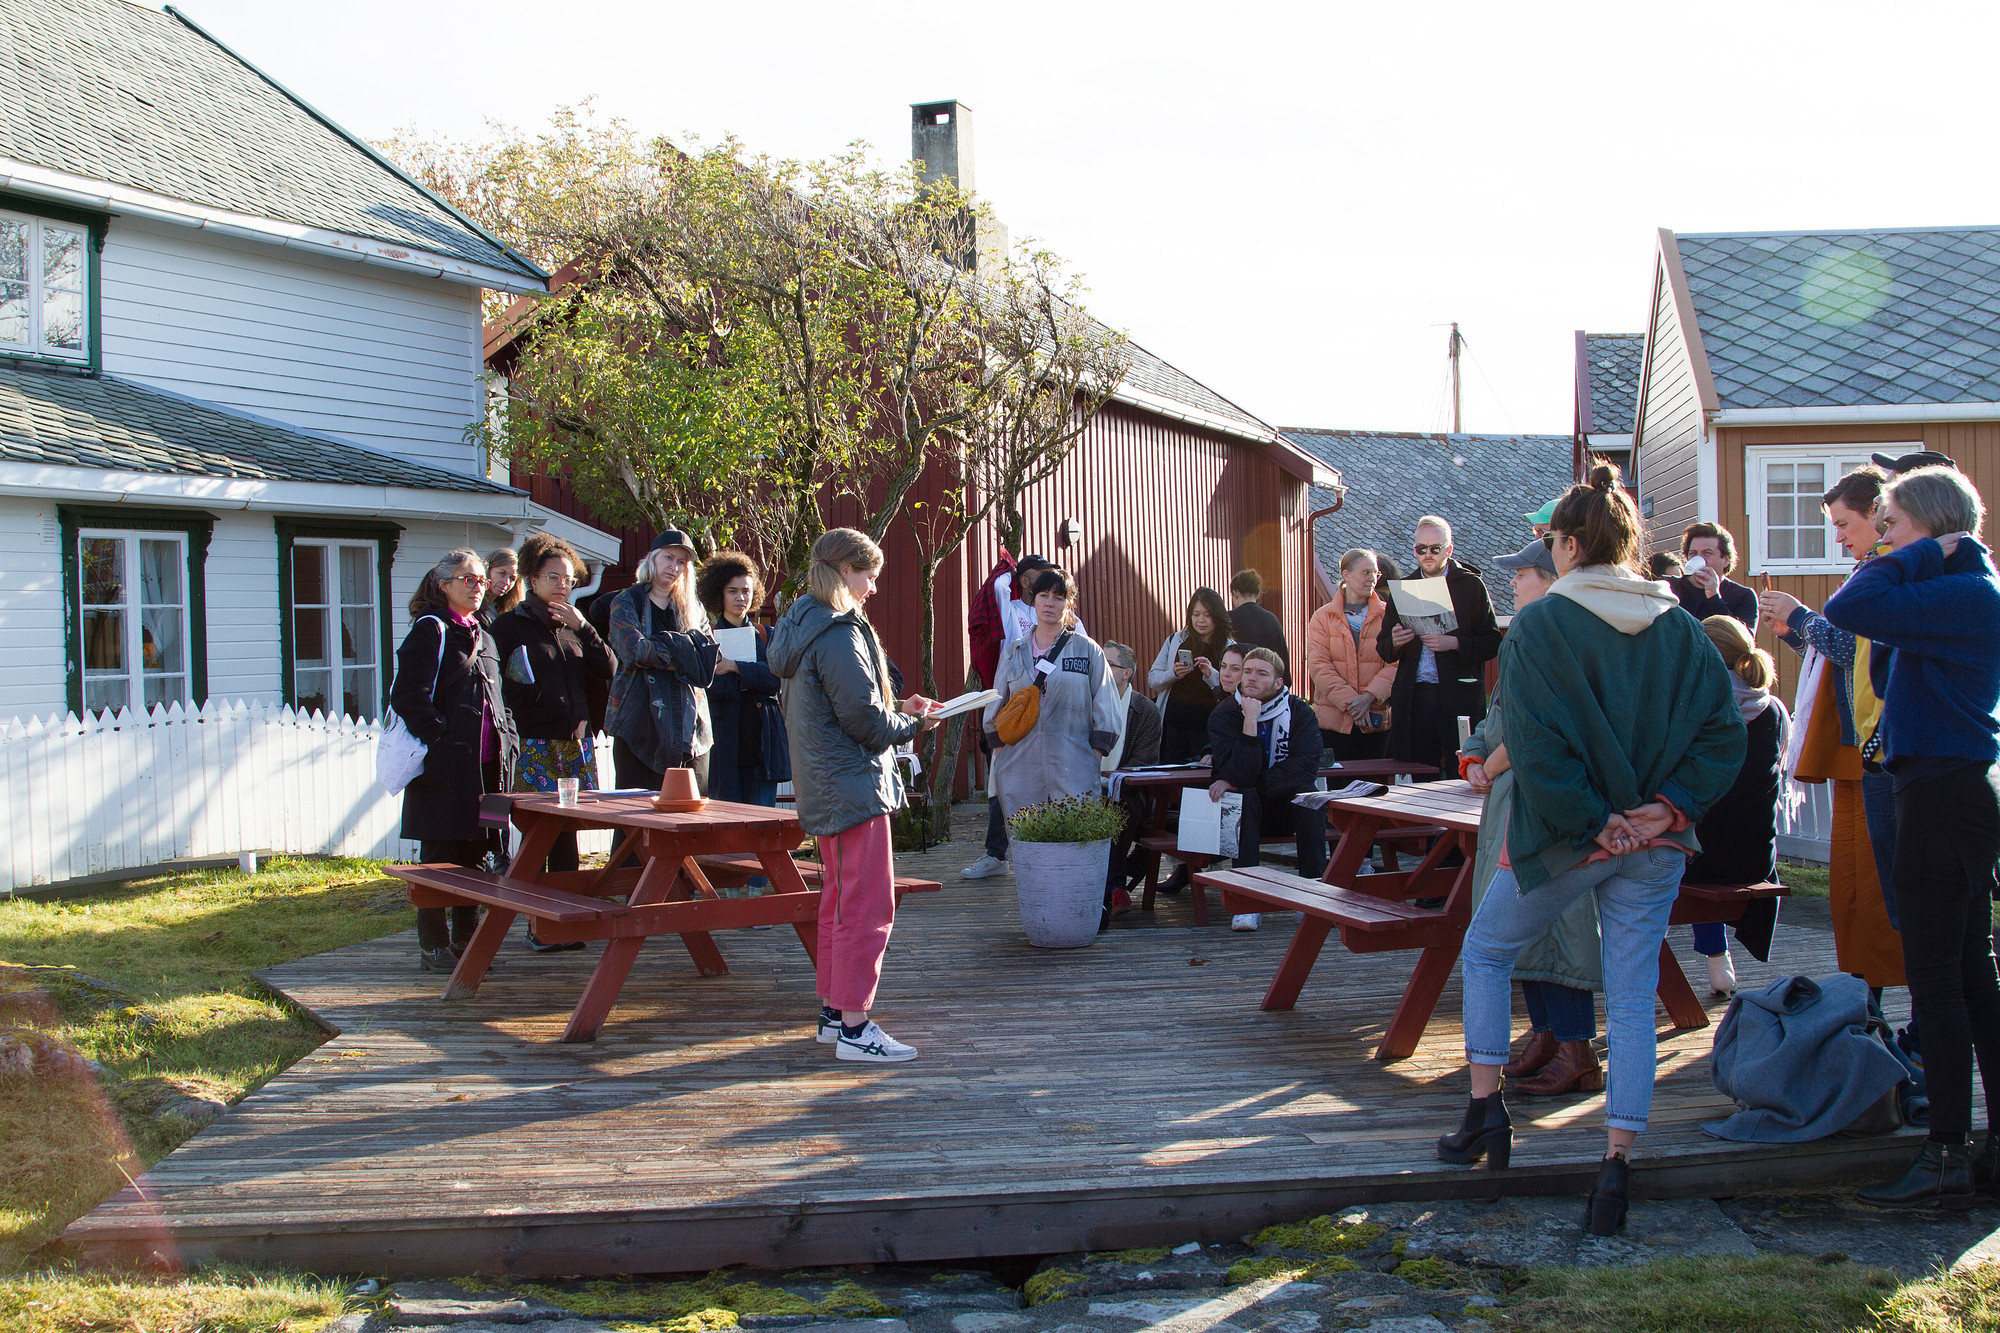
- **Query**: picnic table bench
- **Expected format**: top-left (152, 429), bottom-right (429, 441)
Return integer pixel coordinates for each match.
top-left (1116, 760), bottom-right (1438, 925)
top-left (389, 793), bottom-right (938, 1044)
top-left (1195, 779), bottom-right (1788, 1060)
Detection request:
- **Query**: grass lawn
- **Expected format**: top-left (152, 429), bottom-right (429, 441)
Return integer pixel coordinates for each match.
top-left (0, 857), bottom-right (413, 1271)
top-left (1497, 1254), bottom-right (2000, 1332)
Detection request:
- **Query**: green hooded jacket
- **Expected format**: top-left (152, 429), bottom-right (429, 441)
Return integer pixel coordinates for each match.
top-left (1501, 566), bottom-right (1746, 892)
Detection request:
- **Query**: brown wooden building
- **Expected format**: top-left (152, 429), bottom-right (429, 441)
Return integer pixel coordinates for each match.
top-left (1630, 224), bottom-right (2000, 699)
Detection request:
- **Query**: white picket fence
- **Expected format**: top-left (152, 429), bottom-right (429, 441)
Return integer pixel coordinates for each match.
top-left (0, 700), bottom-right (616, 894)
top-left (1778, 779), bottom-right (1834, 866)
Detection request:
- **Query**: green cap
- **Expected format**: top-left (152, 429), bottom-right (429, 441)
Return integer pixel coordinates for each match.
top-left (1524, 498), bottom-right (1559, 526)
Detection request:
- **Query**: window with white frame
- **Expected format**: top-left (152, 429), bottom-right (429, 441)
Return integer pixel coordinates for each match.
top-left (0, 208), bottom-right (89, 361)
top-left (290, 539), bottom-right (381, 721)
top-left (1745, 445), bottom-right (1908, 574)
top-left (77, 530), bottom-right (192, 713)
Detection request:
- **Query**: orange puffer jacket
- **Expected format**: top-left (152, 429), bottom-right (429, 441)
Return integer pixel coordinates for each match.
top-left (1306, 595), bottom-right (1397, 734)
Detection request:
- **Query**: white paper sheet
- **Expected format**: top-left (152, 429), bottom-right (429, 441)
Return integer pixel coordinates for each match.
top-left (714, 626), bottom-right (758, 663)
top-left (927, 688), bottom-right (1002, 721)
top-left (1177, 789), bottom-right (1242, 857)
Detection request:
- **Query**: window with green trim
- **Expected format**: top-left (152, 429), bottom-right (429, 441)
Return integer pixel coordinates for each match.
top-left (277, 520), bottom-right (400, 721)
top-left (0, 204), bottom-right (96, 365)
top-left (60, 506), bottom-right (213, 717)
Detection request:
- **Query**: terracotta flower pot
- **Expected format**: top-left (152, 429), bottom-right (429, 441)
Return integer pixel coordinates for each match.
top-left (1010, 838), bottom-right (1110, 948)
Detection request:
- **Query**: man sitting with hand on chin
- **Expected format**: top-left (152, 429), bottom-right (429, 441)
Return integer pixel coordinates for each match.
top-left (1207, 647), bottom-right (1327, 932)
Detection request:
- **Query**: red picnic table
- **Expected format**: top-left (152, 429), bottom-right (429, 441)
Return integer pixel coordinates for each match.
top-left (389, 795), bottom-right (936, 1043)
top-left (1196, 780), bottom-right (1785, 1059)
top-left (1113, 760), bottom-right (1438, 924)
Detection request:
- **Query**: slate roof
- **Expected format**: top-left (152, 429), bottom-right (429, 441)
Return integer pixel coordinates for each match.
top-left (0, 0), bottom-right (544, 282)
top-left (1676, 226), bottom-right (2000, 409)
top-left (1281, 429), bottom-right (1573, 615)
top-left (0, 362), bottom-right (519, 495)
top-left (1581, 333), bottom-right (1644, 434)
top-left (1116, 333), bottom-right (1278, 440)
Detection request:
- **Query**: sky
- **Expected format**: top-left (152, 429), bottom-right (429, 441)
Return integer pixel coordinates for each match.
top-left (178, 0), bottom-right (2000, 436)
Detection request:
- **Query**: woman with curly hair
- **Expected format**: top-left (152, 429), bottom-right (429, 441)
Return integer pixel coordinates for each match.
top-left (696, 550), bottom-right (787, 809)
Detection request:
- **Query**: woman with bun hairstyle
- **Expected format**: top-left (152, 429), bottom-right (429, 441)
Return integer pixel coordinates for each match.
top-left (391, 548), bottom-right (520, 972)
top-left (1682, 615), bottom-right (1790, 995)
top-left (1437, 464), bottom-right (1744, 1237)
top-left (769, 528), bottom-right (939, 1063)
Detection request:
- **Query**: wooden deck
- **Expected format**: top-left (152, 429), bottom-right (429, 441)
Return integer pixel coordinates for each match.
top-left (66, 859), bottom-right (1923, 1277)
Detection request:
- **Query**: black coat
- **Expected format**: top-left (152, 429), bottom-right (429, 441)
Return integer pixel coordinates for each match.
top-left (1376, 558), bottom-right (1501, 750)
top-left (392, 610), bottom-right (520, 842)
top-left (491, 595), bottom-right (615, 740)
top-left (1228, 600), bottom-right (1291, 671)
top-left (1208, 693), bottom-right (1324, 797)
top-left (1686, 703), bottom-right (1783, 960)
top-left (707, 619), bottom-right (784, 793)
top-left (1671, 575), bottom-right (1759, 633)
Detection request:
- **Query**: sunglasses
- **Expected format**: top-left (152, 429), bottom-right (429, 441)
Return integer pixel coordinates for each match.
top-left (1414, 543), bottom-right (1447, 556)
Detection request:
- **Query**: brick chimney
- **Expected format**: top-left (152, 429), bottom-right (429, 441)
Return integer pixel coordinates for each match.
top-left (910, 100), bottom-right (1008, 273)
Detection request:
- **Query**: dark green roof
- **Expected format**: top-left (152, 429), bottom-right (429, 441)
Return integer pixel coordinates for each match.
top-left (0, 361), bottom-right (519, 494)
top-left (0, 0), bottom-right (544, 283)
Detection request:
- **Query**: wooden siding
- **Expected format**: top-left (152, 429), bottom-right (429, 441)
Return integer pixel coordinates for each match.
top-left (1720, 420), bottom-right (2000, 703)
top-left (1635, 255), bottom-right (1703, 549)
top-left (0, 497), bottom-right (66, 720)
top-left (99, 219), bottom-right (488, 476)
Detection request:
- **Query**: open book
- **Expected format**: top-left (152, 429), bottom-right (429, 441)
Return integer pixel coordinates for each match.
top-left (925, 688), bottom-right (1002, 722)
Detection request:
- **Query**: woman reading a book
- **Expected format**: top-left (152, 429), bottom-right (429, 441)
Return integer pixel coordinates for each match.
top-left (493, 532), bottom-right (617, 949)
top-left (984, 566), bottom-right (1124, 823)
top-left (697, 551), bottom-right (786, 811)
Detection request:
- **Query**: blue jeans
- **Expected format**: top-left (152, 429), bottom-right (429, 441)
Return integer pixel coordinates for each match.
top-left (1862, 767), bottom-right (1900, 930)
top-left (1464, 846), bottom-right (1688, 1132)
top-left (1522, 980), bottom-right (1597, 1042)
top-left (1690, 922), bottom-right (1727, 956)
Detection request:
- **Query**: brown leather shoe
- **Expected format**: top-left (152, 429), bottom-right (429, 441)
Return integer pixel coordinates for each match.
top-left (1510, 1040), bottom-right (1605, 1097)
top-left (1502, 1029), bottom-right (1558, 1079)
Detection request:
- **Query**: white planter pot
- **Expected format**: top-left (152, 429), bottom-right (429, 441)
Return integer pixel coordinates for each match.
top-left (1011, 838), bottom-right (1110, 949)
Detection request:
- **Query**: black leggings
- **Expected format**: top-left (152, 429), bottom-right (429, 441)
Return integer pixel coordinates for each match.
top-left (416, 836), bottom-right (495, 952)
top-left (1891, 761), bottom-right (2000, 1143)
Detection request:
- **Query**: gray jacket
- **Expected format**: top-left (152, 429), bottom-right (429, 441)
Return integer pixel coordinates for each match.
top-left (1702, 973), bottom-right (1907, 1143)
top-left (768, 593), bottom-right (922, 837)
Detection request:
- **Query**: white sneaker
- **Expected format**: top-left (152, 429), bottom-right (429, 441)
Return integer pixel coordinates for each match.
top-left (1231, 914), bottom-right (1261, 932)
top-left (816, 1011), bottom-right (840, 1044)
top-left (1706, 950), bottom-right (1737, 996)
top-left (835, 1021), bottom-right (918, 1063)
top-left (962, 854), bottom-right (1008, 880)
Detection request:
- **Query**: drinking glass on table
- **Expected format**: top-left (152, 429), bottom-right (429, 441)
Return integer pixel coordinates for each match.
top-left (557, 777), bottom-right (581, 808)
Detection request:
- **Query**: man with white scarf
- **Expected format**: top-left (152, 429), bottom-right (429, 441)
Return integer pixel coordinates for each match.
top-left (1207, 646), bottom-right (1327, 931)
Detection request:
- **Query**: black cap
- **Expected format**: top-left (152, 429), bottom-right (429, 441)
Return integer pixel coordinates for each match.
top-left (1871, 450), bottom-right (1957, 475)
top-left (649, 528), bottom-right (695, 554)
top-left (1017, 554), bottom-right (1053, 571)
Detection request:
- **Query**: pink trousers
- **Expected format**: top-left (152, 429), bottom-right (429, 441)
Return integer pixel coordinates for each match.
top-left (815, 814), bottom-right (898, 1012)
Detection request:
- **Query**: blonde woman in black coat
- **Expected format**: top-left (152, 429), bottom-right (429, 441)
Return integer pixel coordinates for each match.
top-left (391, 547), bottom-right (520, 973)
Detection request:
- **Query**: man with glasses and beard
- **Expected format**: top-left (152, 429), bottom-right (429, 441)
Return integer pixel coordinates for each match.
top-left (1377, 515), bottom-right (1502, 778)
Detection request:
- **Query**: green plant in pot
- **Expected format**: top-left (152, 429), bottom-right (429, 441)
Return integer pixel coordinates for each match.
top-left (1007, 795), bottom-right (1127, 948)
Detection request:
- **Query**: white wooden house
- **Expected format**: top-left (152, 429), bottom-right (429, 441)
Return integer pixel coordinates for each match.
top-left (0, 0), bottom-right (619, 730)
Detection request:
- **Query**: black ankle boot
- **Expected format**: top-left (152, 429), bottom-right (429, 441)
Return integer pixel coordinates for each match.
top-left (1437, 1092), bottom-right (1512, 1168)
top-left (1583, 1153), bottom-right (1630, 1235)
top-left (1860, 1141), bottom-right (1976, 1210)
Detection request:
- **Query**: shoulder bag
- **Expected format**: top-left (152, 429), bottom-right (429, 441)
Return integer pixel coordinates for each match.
top-left (376, 616), bottom-right (448, 795)
top-left (993, 631), bottom-right (1072, 746)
